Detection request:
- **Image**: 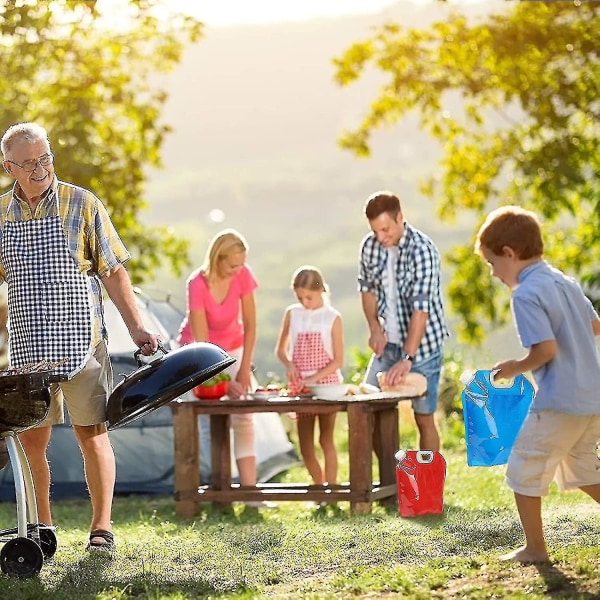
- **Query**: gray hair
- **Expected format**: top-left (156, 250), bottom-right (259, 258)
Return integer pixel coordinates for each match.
top-left (1, 122), bottom-right (50, 159)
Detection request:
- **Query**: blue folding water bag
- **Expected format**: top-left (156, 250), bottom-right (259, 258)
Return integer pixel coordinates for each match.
top-left (461, 370), bottom-right (535, 467)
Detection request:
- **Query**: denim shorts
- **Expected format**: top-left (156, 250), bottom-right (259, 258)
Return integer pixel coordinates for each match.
top-left (364, 344), bottom-right (443, 415)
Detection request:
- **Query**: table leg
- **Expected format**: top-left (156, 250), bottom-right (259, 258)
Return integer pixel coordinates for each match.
top-left (375, 404), bottom-right (399, 507)
top-left (173, 403), bottom-right (200, 517)
top-left (210, 414), bottom-right (231, 506)
top-left (347, 403), bottom-right (373, 514)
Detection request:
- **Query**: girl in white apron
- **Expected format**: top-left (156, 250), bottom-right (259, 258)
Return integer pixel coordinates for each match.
top-left (276, 266), bottom-right (344, 485)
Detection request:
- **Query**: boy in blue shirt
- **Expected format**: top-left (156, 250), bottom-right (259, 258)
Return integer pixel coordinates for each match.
top-left (475, 205), bottom-right (600, 563)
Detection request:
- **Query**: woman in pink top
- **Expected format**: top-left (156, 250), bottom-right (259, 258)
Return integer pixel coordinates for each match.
top-left (178, 229), bottom-right (258, 486)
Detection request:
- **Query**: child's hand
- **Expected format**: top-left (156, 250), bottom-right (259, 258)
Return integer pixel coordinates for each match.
top-left (286, 365), bottom-right (301, 383)
top-left (492, 360), bottom-right (520, 381)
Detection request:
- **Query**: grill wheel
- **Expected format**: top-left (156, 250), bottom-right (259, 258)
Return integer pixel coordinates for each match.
top-left (0, 537), bottom-right (44, 578)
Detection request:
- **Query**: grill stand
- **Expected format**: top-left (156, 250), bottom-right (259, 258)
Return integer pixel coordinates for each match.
top-left (0, 431), bottom-right (57, 578)
top-left (0, 346), bottom-right (232, 577)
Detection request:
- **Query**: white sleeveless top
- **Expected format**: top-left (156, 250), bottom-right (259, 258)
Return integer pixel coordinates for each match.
top-left (288, 304), bottom-right (340, 358)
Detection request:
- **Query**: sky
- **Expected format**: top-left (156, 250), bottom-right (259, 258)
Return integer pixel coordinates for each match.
top-left (165, 0), bottom-right (398, 26)
top-left (98, 0), bottom-right (485, 28)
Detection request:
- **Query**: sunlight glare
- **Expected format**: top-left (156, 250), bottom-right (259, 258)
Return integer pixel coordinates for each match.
top-left (96, 0), bottom-right (400, 27)
top-left (209, 209), bottom-right (225, 223)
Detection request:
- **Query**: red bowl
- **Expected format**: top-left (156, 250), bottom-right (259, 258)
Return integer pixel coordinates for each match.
top-left (192, 380), bottom-right (229, 400)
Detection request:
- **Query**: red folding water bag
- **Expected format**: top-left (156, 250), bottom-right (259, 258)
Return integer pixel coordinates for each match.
top-left (395, 450), bottom-right (446, 517)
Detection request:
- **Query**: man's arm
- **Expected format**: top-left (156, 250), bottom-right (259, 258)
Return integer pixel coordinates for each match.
top-left (403, 310), bottom-right (429, 359)
top-left (361, 291), bottom-right (386, 357)
top-left (382, 310), bottom-right (429, 386)
top-left (101, 264), bottom-right (160, 355)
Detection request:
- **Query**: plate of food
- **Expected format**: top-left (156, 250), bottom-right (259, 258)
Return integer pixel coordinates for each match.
top-left (282, 386), bottom-right (315, 399)
top-left (249, 384), bottom-right (282, 400)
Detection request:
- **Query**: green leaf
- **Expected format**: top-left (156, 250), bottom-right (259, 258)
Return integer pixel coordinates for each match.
top-left (0, 0), bottom-right (203, 283)
top-left (334, 2), bottom-right (600, 343)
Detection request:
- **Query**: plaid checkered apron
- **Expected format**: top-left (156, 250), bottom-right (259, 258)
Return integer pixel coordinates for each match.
top-left (292, 332), bottom-right (338, 382)
top-left (288, 307), bottom-right (342, 416)
top-left (2, 214), bottom-right (93, 378)
top-left (291, 331), bottom-right (341, 417)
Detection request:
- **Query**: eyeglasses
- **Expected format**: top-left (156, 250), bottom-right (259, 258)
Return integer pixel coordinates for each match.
top-left (6, 153), bottom-right (54, 172)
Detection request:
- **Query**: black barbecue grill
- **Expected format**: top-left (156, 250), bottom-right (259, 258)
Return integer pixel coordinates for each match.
top-left (0, 369), bottom-right (62, 433)
top-left (0, 363), bottom-right (65, 578)
top-left (0, 342), bottom-right (234, 578)
top-left (106, 341), bottom-right (236, 429)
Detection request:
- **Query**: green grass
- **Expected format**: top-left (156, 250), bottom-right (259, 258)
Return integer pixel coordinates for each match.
top-left (0, 407), bottom-right (598, 598)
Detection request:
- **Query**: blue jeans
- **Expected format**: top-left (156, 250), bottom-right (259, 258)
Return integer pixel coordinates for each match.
top-left (365, 344), bottom-right (443, 415)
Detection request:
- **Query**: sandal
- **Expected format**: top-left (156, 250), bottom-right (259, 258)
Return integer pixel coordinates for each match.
top-left (85, 529), bottom-right (115, 553)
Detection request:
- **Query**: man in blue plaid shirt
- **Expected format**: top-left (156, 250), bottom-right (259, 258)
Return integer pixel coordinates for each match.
top-left (359, 191), bottom-right (450, 451)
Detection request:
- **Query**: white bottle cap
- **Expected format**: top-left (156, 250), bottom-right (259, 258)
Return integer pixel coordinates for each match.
top-left (459, 369), bottom-right (476, 385)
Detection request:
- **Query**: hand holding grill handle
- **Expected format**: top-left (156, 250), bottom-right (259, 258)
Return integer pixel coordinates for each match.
top-left (133, 340), bottom-right (168, 367)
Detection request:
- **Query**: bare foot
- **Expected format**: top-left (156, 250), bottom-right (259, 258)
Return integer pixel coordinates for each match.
top-left (500, 546), bottom-right (550, 564)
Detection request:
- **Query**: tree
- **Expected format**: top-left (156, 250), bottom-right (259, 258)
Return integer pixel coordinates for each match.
top-left (333, 2), bottom-right (600, 343)
top-left (0, 0), bottom-right (203, 283)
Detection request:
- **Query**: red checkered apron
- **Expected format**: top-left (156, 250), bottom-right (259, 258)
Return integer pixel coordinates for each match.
top-left (291, 331), bottom-right (340, 416)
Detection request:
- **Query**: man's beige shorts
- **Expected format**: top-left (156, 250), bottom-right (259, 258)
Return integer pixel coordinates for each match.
top-left (39, 341), bottom-right (113, 427)
top-left (506, 409), bottom-right (600, 497)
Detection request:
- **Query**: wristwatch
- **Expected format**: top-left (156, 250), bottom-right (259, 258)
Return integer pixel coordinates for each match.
top-left (401, 352), bottom-right (414, 362)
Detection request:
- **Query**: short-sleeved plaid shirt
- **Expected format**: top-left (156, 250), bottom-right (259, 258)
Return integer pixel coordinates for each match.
top-left (358, 223), bottom-right (450, 360)
top-left (0, 176), bottom-right (130, 344)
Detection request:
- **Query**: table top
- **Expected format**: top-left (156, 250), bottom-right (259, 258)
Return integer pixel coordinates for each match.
top-left (175, 392), bottom-right (421, 410)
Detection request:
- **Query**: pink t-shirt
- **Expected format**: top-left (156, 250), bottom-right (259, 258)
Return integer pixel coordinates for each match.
top-left (177, 264), bottom-right (258, 351)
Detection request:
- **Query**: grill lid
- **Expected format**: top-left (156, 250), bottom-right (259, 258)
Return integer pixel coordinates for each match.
top-left (107, 341), bottom-right (235, 430)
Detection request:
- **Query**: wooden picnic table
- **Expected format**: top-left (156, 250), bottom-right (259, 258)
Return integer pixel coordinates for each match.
top-left (172, 393), bottom-right (419, 516)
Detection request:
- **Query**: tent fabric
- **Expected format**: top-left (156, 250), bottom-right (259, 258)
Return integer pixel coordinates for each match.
top-left (0, 290), bottom-right (299, 501)
top-left (0, 404), bottom-right (299, 501)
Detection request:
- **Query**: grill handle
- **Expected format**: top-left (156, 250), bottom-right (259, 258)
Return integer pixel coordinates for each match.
top-left (133, 340), bottom-right (169, 367)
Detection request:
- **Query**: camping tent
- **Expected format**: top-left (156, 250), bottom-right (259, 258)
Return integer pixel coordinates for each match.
top-left (0, 289), bottom-right (299, 501)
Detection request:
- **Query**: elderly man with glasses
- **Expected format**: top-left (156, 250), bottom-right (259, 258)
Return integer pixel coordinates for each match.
top-left (0, 122), bottom-right (161, 553)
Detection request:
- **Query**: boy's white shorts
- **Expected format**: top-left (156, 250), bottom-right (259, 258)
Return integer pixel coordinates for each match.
top-left (507, 409), bottom-right (600, 497)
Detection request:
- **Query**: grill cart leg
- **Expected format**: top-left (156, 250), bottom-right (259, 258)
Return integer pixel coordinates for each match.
top-left (0, 432), bottom-right (46, 578)
top-left (4, 432), bottom-right (39, 540)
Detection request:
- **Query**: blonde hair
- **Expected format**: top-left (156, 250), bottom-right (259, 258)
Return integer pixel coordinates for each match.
top-left (203, 228), bottom-right (248, 282)
top-left (475, 205), bottom-right (544, 259)
top-left (292, 265), bottom-right (330, 296)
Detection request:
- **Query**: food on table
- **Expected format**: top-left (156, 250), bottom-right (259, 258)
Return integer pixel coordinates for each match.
top-left (376, 372), bottom-right (427, 397)
top-left (192, 372), bottom-right (231, 399)
top-left (253, 384), bottom-right (281, 398)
